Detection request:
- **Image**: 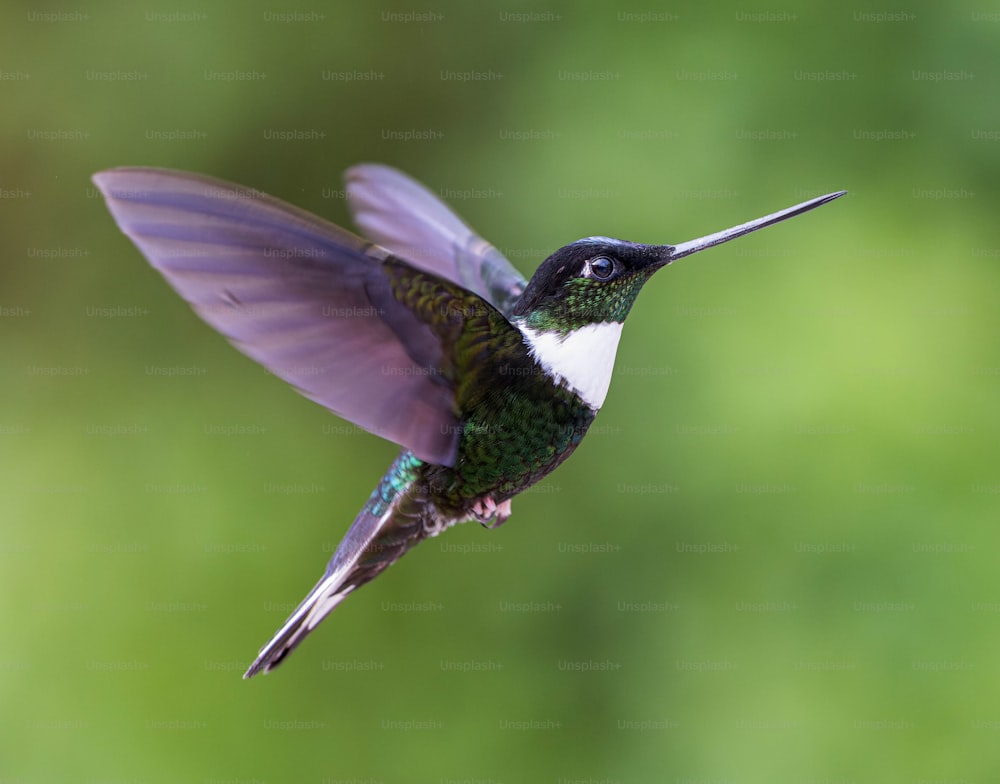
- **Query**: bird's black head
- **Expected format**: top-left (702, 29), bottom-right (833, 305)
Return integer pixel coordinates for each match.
top-left (510, 190), bottom-right (847, 335)
top-left (511, 238), bottom-right (672, 334)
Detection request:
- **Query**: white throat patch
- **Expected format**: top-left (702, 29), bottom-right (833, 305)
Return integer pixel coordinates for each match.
top-left (517, 321), bottom-right (624, 410)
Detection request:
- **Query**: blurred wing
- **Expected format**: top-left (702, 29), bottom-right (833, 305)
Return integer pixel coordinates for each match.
top-left (93, 167), bottom-right (465, 466)
top-left (345, 163), bottom-right (527, 315)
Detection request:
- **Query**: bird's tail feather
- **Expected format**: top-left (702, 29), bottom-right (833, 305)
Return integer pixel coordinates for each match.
top-left (244, 453), bottom-right (432, 678)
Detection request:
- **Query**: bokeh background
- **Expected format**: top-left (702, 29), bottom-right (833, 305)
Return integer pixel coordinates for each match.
top-left (2, 1), bottom-right (998, 781)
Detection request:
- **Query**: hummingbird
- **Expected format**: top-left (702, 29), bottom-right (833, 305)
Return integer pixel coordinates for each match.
top-left (92, 164), bottom-right (844, 677)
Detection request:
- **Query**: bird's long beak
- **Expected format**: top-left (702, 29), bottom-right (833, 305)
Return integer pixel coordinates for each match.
top-left (662, 190), bottom-right (846, 263)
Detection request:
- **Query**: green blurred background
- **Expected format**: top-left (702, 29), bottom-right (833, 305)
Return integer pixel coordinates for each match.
top-left (2, 1), bottom-right (998, 781)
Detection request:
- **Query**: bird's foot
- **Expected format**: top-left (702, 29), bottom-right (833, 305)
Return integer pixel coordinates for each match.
top-left (471, 497), bottom-right (513, 529)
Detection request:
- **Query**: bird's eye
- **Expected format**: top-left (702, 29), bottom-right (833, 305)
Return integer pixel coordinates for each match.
top-left (588, 256), bottom-right (615, 280)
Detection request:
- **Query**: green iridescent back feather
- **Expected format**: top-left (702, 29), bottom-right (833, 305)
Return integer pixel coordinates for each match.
top-left (382, 259), bottom-right (596, 516)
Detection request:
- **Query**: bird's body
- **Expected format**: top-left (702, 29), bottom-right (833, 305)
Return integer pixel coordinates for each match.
top-left (264, 314), bottom-right (601, 677)
top-left (93, 164), bottom-right (844, 677)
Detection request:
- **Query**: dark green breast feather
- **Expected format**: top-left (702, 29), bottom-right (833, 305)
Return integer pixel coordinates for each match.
top-left (383, 259), bottom-right (597, 514)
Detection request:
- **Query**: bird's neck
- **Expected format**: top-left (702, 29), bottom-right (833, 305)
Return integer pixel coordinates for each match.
top-left (513, 317), bottom-right (624, 410)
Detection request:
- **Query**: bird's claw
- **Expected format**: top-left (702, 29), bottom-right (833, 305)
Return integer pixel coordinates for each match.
top-left (471, 497), bottom-right (512, 529)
